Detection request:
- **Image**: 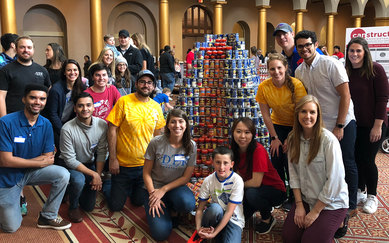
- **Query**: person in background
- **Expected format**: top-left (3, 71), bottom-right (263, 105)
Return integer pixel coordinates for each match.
top-left (257, 48), bottom-right (265, 63)
top-left (251, 46), bottom-right (260, 75)
top-left (318, 45), bottom-right (329, 55)
top-left (59, 92), bottom-right (108, 223)
top-left (43, 59), bottom-right (86, 152)
top-left (174, 58), bottom-right (182, 86)
top-left (231, 117), bottom-right (286, 234)
top-left (0, 84), bottom-right (71, 232)
top-left (159, 45), bottom-right (175, 92)
top-left (333, 45), bottom-right (345, 60)
top-left (92, 48), bottom-right (115, 85)
top-left (283, 95), bottom-right (349, 242)
top-left (44, 43), bottom-right (66, 85)
top-left (346, 37), bottom-right (389, 214)
top-left (256, 53), bottom-right (307, 212)
top-left (114, 56), bottom-right (131, 96)
top-left (153, 87), bottom-right (174, 112)
top-left (143, 109), bottom-right (196, 241)
top-left (83, 55), bottom-right (91, 78)
top-left (0, 33), bottom-right (18, 69)
top-left (103, 34), bottom-right (121, 58)
top-left (85, 63), bottom-right (121, 121)
top-left (185, 45), bottom-right (195, 77)
top-left (195, 146), bottom-right (244, 243)
top-left (131, 33), bottom-right (157, 77)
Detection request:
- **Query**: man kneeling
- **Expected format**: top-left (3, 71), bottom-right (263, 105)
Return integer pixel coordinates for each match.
top-left (0, 84), bottom-right (71, 232)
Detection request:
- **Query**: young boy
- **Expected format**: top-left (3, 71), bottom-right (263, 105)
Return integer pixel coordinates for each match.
top-left (103, 34), bottom-right (121, 58)
top-left (153, 88), bottom-right (174, 112)
top-left (195, 146), bottom-right (244, 242)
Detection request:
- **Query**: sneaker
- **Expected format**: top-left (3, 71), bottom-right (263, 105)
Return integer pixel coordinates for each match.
top-left (20, 196), bottom-right (27, 216)
top-left (363, 194), bottom-right (378, 214)
top-left (37, 214), bottom-right (71, 230)
top-left (357, 189), bottom-right (367, 205)
top-left (334, 214), bottom-right (349, 239)
top-left (282, 200), bottom-right (293, 212)
top-left (255, 216), bottom-right (276, 234)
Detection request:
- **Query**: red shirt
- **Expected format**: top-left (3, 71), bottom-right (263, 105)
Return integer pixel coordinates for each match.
top-left (238, 143), bottom-right (286, 192)
top-left (85, 85), bottom-right (121, 121)
top-left (185, 51), bottom-right (194, 77)
top-left (333, 51), bottom-right (344, 59)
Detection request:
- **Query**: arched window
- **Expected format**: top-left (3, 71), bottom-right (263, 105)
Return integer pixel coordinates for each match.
top-left (183, 5), bottom-right (213, 37)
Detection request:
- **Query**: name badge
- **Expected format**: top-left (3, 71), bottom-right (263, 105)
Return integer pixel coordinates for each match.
top-left (174, 155), bottom-right (185, 161)
top-left (14, 136), bottom-right (26, 143)
top-left (91, 143), bottom-right (97, 150)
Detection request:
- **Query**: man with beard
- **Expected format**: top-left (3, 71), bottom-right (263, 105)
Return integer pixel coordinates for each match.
top-left (59, 92), bottom-right (108, 223)
top-left (0, 36), bottom-right (51, 117)
top-left (0, 84), bottom-right (71, 232)
top-left (105, 70), bottom-right (165, 211)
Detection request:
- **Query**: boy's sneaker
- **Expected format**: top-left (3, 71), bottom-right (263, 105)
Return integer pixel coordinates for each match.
top-left (20, 196), bottom-right (27, 216)
top-left (357, 189), bottom-right (367, 205)
top-left (37, 214), bottom-right (71, 230)
top-left (255, 216), bottom-right (276, 234)
top-left (363, 194), bottom-right (378, 214)
top-left (334, 214), bottom-right (349, 238)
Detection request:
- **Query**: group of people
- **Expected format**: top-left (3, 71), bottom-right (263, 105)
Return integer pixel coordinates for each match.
top-left (0, 23), bottom-right (388, 243)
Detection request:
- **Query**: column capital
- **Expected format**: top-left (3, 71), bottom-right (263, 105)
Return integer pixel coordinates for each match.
top-left (256, 5), bottom-right (271, 9)
top-left (325, 12), bottom-right (338, 16)
top-left (352, 15), bottom-right (364, 18)
top-left (211, 1), bottom-right (227, 5)
top-left (294, 9), bottom-right (307, 13)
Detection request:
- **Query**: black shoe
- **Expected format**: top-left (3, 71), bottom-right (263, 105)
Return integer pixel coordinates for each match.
top-left (282, 200), bottom-right (293, 212)
top-left (37, 213), bottom-right (72, 230)
top-left (255, 216), bottom-right (276, 234)
top-left (334, 214), bottom-right (349, 239)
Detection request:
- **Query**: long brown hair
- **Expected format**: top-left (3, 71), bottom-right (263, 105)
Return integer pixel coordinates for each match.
top-left (345, 36), bottom-right (375, 79)
top-left (230, 117), bottom-right (257, 181)
top-left (164, 109), bottom-right (193, 156)
top-left (287, 95), bottom-right (323, 164)
top-left (61, 59), bottom-right (86, 103)
top-left (114, 62), bottom-right (131, 89)
top-left (267, 52), bottom-right (296, 104)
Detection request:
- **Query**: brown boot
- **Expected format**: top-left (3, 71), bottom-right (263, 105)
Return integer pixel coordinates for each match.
top-left (68, 208), bottom-right (83, 223)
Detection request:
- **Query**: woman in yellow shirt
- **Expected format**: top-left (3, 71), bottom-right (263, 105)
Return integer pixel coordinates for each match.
top-left (255, 53), bottom-right (307, 211)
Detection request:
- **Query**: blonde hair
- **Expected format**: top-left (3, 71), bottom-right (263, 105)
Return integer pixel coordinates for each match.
top-left (131, 33), bottom-right (150, 53)
top-left (267, 53), bottom-right (296, 104)
top-left (95, 47), bottom-right (115, 79)
top-left (287, 95), bottom-right (323, 164)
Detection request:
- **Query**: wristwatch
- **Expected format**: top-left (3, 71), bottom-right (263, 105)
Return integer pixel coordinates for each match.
top-left (271, 135), bottom-right (278, 140)
top-left (336, 123), bottom-right (345, 129)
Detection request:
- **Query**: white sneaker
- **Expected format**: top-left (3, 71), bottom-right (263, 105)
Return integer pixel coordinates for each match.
top-left (357, 189), bottom-right (367, 205)
top-left (363, 194), bottom-right (378, 214)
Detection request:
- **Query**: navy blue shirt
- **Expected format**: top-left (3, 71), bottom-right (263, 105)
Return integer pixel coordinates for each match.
top-left (0, 111), bottom-right (55, 188)
top-left (283, 47), bottom-right (323, 77)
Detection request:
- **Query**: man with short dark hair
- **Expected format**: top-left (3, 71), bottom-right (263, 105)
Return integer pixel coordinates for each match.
top-left (159, 45), bottom-right (175, 92)
top-left (105, 70), bottom-right (165, 211)
top-left (116, 29), bottom-right (143, 87)
top-left (294, 30), bottom-right (357, 236)
top-left (0, 33), bottom-right (18, 69)
top-left (59, 92), bottom-right (108, 223)
top-left (0, 84), bottom-right (71, 232)
top-left (0, 36), bottom-right (51, 117)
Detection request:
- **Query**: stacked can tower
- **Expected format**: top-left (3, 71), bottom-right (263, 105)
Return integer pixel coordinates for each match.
top-left (176, 33), bottom-right (269, 181)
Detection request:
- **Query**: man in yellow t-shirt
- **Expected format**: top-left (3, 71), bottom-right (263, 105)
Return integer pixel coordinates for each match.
top-left (106, 70), bottom-right (165, 211)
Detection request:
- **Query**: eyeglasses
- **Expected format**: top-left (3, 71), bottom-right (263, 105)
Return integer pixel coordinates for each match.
top-left (297, 43), bottom-right (313, 50)
top-left (117, 63), bottom-right (127, 67)
top-left (138, 80), bottom-right (154, 86)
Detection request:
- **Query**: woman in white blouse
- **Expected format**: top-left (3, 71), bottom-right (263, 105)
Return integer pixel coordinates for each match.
top-left (282, 95), bottom-right (349, 242)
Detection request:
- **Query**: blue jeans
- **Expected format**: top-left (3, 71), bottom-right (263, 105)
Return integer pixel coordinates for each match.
top-left (143, 185), bottom-right (195, 241)
top-left (340, 120), bottom-right (358, 210)
top-left (160, 72), bottom-right (175, 92)
top-left (0, 165), bottom-right (69, 232)
top-left (201, 203), bottom-right (242, 243)
top-left (68, 163), bottom-right (96, 211)
top-left (244, 185), bottom-right (286, 220)
top-left (107, 166), bottom-right (144, 211)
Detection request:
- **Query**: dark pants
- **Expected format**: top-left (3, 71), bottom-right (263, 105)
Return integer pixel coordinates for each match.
top-left (243, 185), bottom-right (286, 220)
top-left (270, 124), bottom-right (293, 199)
top-left (355, 123), bottom-right (387, 196)
top-left (107, 166), bottom-right (144, 211)
top-left (68, 163), bottom-right (96, 211)
top-left (283, 202), bottom-right (347, 243)
top-left (339, 120), bottom-right (358, 210)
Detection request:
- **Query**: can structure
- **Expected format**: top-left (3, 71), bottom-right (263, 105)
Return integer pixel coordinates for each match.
top-left (179, 33), bottom-right (270, 180)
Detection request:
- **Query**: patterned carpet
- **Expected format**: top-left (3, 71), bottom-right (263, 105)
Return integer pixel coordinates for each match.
top-left (1, 152), bottom-right (389, 242)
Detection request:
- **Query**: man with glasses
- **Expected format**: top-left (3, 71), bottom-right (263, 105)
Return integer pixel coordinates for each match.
top-left (294, 30), bottom-right (357, 238)
top-left (273, 23), bottom-right (323, 77)
top-left (105, 70), bottom-right (165, 211)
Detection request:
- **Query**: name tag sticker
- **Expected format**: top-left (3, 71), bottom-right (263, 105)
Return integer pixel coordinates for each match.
top-left (91, 143), bottom-right (97, 150)
top-left (174, 155), bottom-right (185, 161)
top-left (14, 136), bottom-right (26, 143)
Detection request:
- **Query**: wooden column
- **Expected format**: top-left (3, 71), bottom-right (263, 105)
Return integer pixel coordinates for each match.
top-left (159, 0), bottom-right (170, 49)
top-left (326, 13), bottom-right (335, 55)
top-left (353, 16), bottom-right (363, 27)
top-left (0, 0), bottom-right (17, 34)
top-left (213, 2), bottom-right (226, 34)
top-left (295, 10), bottom-right (307, 34)
top-left (257, 6), bottom-right (270, 54)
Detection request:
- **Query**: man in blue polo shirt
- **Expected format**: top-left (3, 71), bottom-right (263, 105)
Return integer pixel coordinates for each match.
top-left (273, 23), bottom-right (323, 77)
top-left (0, 84), bottom-right (71, 232)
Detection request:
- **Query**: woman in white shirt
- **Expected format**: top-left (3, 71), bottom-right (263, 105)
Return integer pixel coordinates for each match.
top-left (282, 95), bottom-right (349, 242)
